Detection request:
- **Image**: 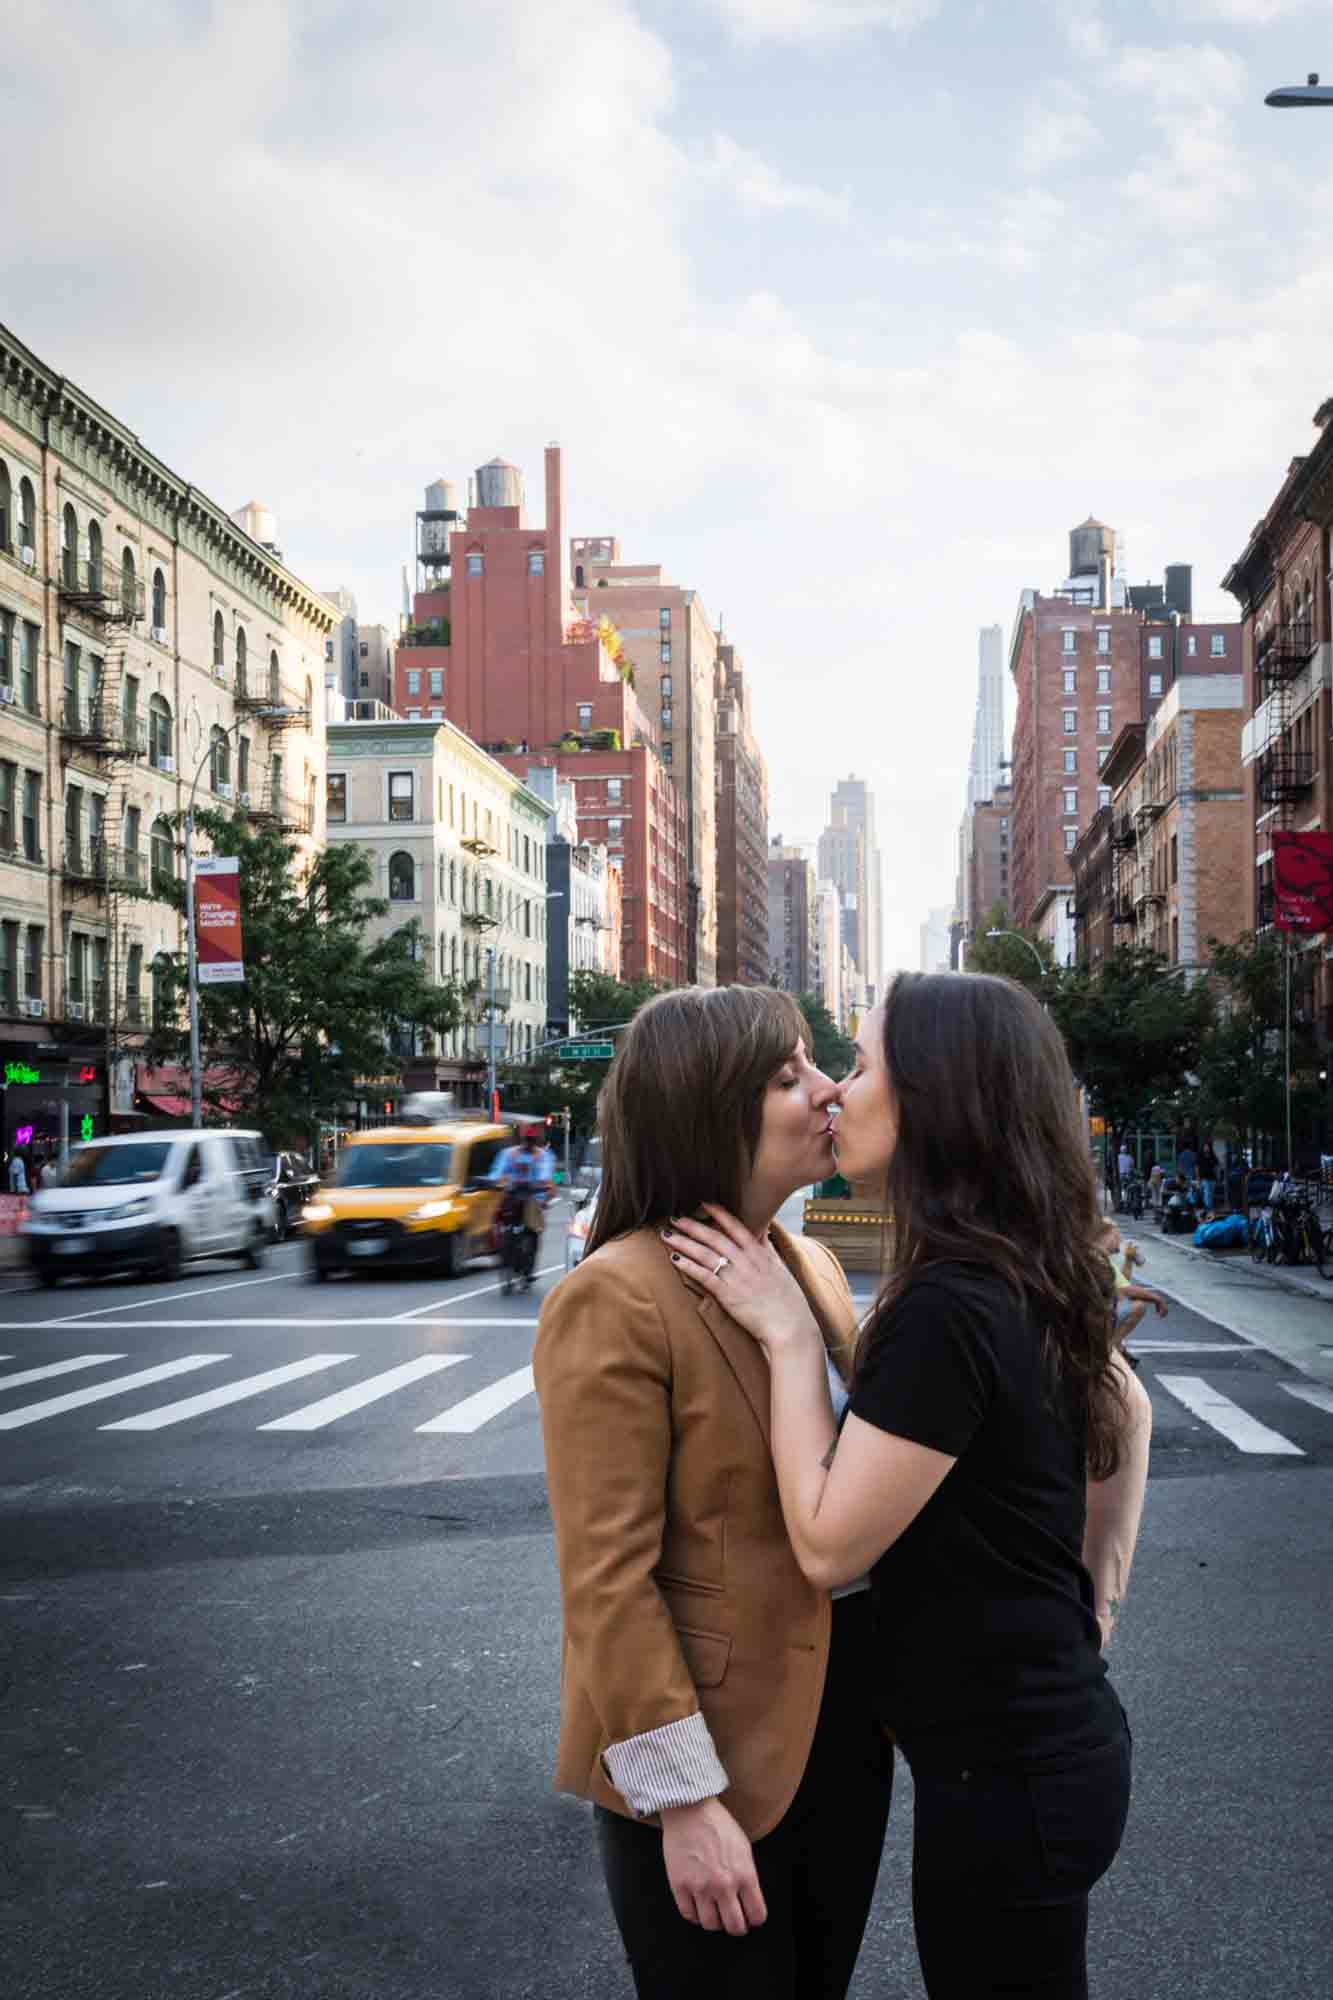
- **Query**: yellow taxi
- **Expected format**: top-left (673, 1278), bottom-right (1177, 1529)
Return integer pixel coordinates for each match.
top-left (303, 1121), bottom-right (513, 1281)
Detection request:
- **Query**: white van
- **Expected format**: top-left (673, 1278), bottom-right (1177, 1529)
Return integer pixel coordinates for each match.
top-left (23, 1129), bottom-right (272, 1286)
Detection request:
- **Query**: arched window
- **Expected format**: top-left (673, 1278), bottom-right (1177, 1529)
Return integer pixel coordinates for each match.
top-left (149, 693), bottom-right (173, 771)
top-left (121, 547), bottom-right (135, 619)
top-left (574, 563), bottom-right (584, 588)
top-left (210, 726), bottom-right (230, 794)
top-left (0, 462), bottom-right (10, 552)
top-left (87, 519), bottom-right (102, 592)
top-left (304, 674), bottom-right (312, 715)
top-left (439, 933), bottom-right (448, 979)
top-left (213, 611), bottom-right (225, 669)
top-left (150, 817), bottom-right (175, 891)
top-left (61, 504), bottom-right (78, 587)
top-left (151, 952), bottom-right (172, 1028)
top-left (152, 568), bottom-right (166, 633)
top-left (235, 625), bottom-right (246, 690)
top-left (269, 650), bottom-right (280, 703)
top-left (18, 479), bottom-right (35, 556)
top-left (388, 851), bottom-right (415, 901)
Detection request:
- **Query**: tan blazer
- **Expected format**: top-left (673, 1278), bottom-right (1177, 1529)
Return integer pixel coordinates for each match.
top-left (533, 1222), bottom-right (859, 1842)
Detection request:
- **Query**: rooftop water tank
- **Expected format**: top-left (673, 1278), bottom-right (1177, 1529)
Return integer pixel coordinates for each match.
top-left (475, 457), bottom-right (523, 509)
top-left (231, 500), bottom-right (280, 553)
top-left (424, 478), bottom-right (458, 516)
top-left (1164, 564), bottom-right (1193, 619)
top-left (1069, 516), bottom-right (1115, 578)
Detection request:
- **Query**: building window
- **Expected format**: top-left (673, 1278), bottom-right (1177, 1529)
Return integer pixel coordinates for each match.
top-left (359, 641), bottom-right (369, 658)
top-left (607, 818), bottom-right (623, 842)
top-left (1098, 785), bottom-right (1112, 809)
top-left (268, 650), bottom-right (280, 704)
top-left (660, 675), bottom-right (672, 699)
top-left (466, 551), bottom-right (483, 577)
top-left (605, 777), bottom-right (622, 804)
top-left (87, 520), bottom-right (102, 593)
top-left (1170, 833), bottom-right (1179, 883)
top-left (1062, 630), bottom-right (1076, 654)
top-left (662, 741), bottom-right (673, 766)
top-left (122, 805), bottom-right (141, 883)
top-left (1063, 826), bottom-right (1078, 853)
top-left (25, 924), bottom-right (43, 1002)
top-left (1062, 750), bottom-right (1077, 774)
top-left (429, 670), bottom-right (443, 695)
top-left (1062, 709), bottom-right (1076, 734)
top-left (1098, 748), bottom-right (1109, 769)
top-left (359, 671), bottom-right (369, 688)
top-left (661, 706), bottom-right (673, 729)
top-left (21, 772), bottom-right (39, 861)
top-left (1148, 634), bottom-right (1164, 659)
top-left (0, 461), bottom-right (9, 552)
top-left (428, 706), bottom-right (443, 720)
top-left (1186, 634), bottom-right (1198, 656)
top-left (325, 639), bottom-right (334, 662)
top-left (659, 608), bottom-right (671, 630)
top-left (152, 568), bottom-right (166, 633)
top-left (407, 708), bottom-right (422, 720)
top-left (19, 623), bottom-right (37, 713)
top-left (1211, 632), bottom-right (1226, 657)
top-left (18, 479), bottom-right (34, 555)
top-left (406, 669), bottom-right (420, 695)
top-left (1062, 669), bottom-right (1076, 693)
top-left (151, 816), bottom-right (175, 890)
top-left (121, 547), bottom-right (135, 615)
top-left (388, 772), bottom-right (414, 821)
top-left (1148, 674), bottom-right (1163, 696)
top-left (1063, 788), bottom-right (1077, 815)
top-left (237, 738), bottom-right (249, 798)
top-left (1096, 706), bottom-right (1111, 734)
top-left (327, 774), bottom-right (347, 823)
top-left (210, 726), bottom-right (230, 794)
top-left (388, 851), bottom-right (415, 901)
top-left (61, 504), bottom-right (78, 588)
top-left (577, 703), bottom-right (592, 730)
top-left (660, 641), bottom-right (672, 665)
top-left (1096, 628), bottom-right (1110, 654)
top-left (528, 549), bottom-right (545, 575)
top-left (1097, 667), bottom-right (1111, 692)
top-left (149, 694), bottom-right (173, 770)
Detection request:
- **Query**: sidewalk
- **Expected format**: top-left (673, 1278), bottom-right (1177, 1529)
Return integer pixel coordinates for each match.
top-left (1123, 1221), bottom-right (1333, 1385)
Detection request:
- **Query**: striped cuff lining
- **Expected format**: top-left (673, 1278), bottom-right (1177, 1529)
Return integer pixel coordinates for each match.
top-left (602, 1710), bottom-right (729, 1817)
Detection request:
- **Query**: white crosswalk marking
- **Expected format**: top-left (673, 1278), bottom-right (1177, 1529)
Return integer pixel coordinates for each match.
top-left (1157, 1374), bottom-right (1305, 1455)
top-left (258, 1354), bottom-right (469, 1431)
top-left (0, 1355), bottom-right (227, 1430)
top-left (1279, 1381), bottom-right (1333, 1417)
top-left (0, 1355), bottom-right (126, 1392)
top-left (100, 1355), bottom-right (356, 1432)
top-left (416, 1364), bottom-right (535, 1434)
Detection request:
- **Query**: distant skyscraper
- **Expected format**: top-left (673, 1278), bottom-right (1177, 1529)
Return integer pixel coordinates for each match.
top-left (967, 625), bottom-right (1006, 807)
top-left (920, 906), bottom-right (954, 974)
top-left (819, 775), bottom-right (883, 1003)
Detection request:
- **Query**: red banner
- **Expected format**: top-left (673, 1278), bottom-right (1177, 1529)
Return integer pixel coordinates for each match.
top-left (196, 855), bottom-right (245, 984)
top-left (1271, 831), bottom-right (1333, 933)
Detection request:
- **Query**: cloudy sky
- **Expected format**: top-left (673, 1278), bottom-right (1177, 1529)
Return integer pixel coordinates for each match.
top-left (7, 0), bottom-right (1333, 975)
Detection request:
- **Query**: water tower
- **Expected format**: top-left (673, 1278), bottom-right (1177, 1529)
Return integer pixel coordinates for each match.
top-left (474, 457), bottom-right (524, 510)
top-left (416, 477), bottom-right (462, 594)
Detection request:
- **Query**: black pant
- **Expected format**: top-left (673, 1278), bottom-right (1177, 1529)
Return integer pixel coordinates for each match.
top-left (594, 1593), bottom-right (891, 1999)
top-left (908, 1726), bottom-right (1132, 2000)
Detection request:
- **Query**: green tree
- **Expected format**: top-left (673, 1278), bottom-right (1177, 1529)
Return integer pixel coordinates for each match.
top-left (567, 969), bottom-right (667, 1030)
top-left (963, 902), bottom-right (1054, 994)
top-left (797, 993), bottom-right (855, 1077)
top-left (148, 811), bottom-right (463, 1144)
top-left (1191, 932), bottom-right (1323, 1166)
top-left (495, 969), bottom-right (671, 1142)
top-left (1045, 947), bottom-right (1212, 1180)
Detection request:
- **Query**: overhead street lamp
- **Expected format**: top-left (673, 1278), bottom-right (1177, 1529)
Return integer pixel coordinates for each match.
top-left (1265, 72), bottom-right (1333, 107)
top-left (484, 891), bottom-right (565, 1114)
top-left (985, 928), bottom-right (1048, 981)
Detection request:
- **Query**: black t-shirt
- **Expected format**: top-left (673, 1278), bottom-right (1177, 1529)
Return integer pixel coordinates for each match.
top-left (849, 1261), bottom-right (1122, 1771)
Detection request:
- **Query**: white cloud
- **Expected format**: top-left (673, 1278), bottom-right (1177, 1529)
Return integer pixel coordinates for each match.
top-left (1167, 1), bottom-right (1314, 22)
top-left (703, 0), bottom-right (939, 43)
top-left (704, 136), bottom-right (852, 223)
top-left (1019, 96), bottom-right (1100, 176)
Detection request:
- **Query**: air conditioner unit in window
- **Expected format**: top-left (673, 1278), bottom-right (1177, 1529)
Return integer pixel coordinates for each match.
top-left (238, 790), bottom-right (251, 807)
top-left (216, 781), bottom-right (233, 801)
top-left (151, 625), bottom-right (169, 645)
top-left (160, 755), bottom-right (176, 775)
top-left (68, 1002), bottom-right (84, 1021)
top-left (20, 546), bottom-right (35, 568)
top-left (0, 686), bottom-right (13, 704)
top-left (25, 998), bottom-right (44, 1018)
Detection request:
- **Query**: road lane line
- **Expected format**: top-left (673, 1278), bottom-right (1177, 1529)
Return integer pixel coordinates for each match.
top-left (48, 1268), bottom-right (299, 1323)
top-left (0, 1318), bottom-right (540, 1331)
top-left (1157, 1374), bottom-right (1305, 1455)
top-left (1279, 1381), bottom-right (1333, 1417)
top-left (1127, 1341), bottom-right (1250, 1353)
top-left (391, 1263), bottom-right (562, 1321)
top-left (259, 1354), bottom-right (469, 1431)
top-left (100, 1355), bottom-right (356, 1432)
top-left (416, 1364), bottom-right (535, 1434)
top-left (0, 1355), bottom-right (126, 1392)
top-left (0, 1355), bottom-right (228, 1429)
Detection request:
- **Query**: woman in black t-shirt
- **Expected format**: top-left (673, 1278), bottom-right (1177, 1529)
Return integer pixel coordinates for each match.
top-left (662, 971), bottom-right (1152, 2000)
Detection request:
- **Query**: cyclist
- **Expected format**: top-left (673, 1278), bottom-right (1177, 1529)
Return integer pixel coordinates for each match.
top-left (489, 1126), bottom-right (557, 1290)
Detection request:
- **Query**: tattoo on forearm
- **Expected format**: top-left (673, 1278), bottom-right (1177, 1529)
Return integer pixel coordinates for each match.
top-left (1105, 1595), bottom-right (1121, 1623)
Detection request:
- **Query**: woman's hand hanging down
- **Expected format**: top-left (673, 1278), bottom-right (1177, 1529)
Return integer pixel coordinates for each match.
top-left (660, 1205), bottom-right (822, 1356)
top-left (661, 1798), bottom-right (768, 1935)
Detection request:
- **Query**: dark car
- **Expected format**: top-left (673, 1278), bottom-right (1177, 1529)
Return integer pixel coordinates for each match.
top-left (263, 1151), bottom-right (320, 1241)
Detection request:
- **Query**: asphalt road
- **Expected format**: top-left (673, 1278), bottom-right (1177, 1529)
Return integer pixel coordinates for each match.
top-left (1, 1226), bottom-right (1330, 1999)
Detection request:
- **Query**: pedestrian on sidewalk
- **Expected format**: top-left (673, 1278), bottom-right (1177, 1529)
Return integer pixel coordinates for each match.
top-left (1147, 1162), bottom-right (1165, 1214)
top-left (6, 1150), bottom-right (27, 1195)
top-left (664, 971), bottom-right (1152, 2000)
top-left (535, 987), bottom-right (891, 1998)
top-left (1197, 1141), bottom-right (1220, 1213)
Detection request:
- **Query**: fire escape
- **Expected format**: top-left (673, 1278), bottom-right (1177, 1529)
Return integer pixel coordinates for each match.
top-left (234, 665), bottom-right (314, 833)
top-left (458, 829), bottom-right (500, 1065)
top-left (56, 559), bottom-right (147, 1040)
top-left (1254, 620), bottom-right (1316, 931)
top-left (1109, 812), bottom-right (1138, 934)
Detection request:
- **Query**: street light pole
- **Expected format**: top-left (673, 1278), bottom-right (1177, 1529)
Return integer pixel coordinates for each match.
top-left (984, 928), bottom-right (1048, 982)
top-left (1265, 72), bottom-right (1333, 107)
top-left (185, 721), bottom-right (243, 1130)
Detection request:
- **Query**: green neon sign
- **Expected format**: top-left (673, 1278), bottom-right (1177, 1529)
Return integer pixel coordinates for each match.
top-left (80, 1114), bottom-right (95, 1142)
top-left (4, 1061), bottom-right (40, 1086)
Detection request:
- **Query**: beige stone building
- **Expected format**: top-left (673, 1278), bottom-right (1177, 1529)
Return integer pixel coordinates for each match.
top-left (0, 325), bottom-right (332, 1120)
top-left (325, 718), bottom-right (552, 1103)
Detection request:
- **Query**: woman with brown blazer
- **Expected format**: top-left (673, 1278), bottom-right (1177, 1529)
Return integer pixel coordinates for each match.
top-left (534, 987), bottom-right (892, 1998)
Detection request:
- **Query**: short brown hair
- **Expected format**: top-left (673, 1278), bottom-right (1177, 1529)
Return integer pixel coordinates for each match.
top-left (584, 986), bottom-right (810, 1256)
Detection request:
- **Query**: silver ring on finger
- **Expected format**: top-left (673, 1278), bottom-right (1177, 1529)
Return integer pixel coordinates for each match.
top-left (712, 1254), bottom-right (730, 1277)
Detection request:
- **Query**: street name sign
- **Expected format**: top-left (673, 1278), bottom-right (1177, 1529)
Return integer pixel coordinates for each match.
top-left (561, 1042), bottom-right (615, 1060)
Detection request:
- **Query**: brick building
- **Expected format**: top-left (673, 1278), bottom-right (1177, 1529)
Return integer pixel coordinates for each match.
top-left (1008, 519), bottom-right (1237, 928)
top-left (768, 839), bottom-right (817, 995)
top-left (962, 782), bottom-right (1012, 951)
top-left (714, 640), bottom-right (769, 987)
top-left (394, 449), bottom-right (687, 985)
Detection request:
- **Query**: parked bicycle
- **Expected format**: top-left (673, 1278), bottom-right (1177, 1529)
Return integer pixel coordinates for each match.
top-left (1249, 1186), bottom-right (1331, 1278)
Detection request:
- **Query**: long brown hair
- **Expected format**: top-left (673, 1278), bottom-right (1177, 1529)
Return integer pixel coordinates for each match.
top-left (585, 985), bottom-right (811, 1256)
top-left (857, 970), bottom-right (1127, 1476)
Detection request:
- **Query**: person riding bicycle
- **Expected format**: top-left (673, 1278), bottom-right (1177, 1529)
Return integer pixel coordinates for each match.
top-left (489, 1126), bottom-right (557, 1288)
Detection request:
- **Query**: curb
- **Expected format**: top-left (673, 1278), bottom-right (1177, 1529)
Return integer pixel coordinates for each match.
top-left (1140, 1224), bottom-right (1333, 1305)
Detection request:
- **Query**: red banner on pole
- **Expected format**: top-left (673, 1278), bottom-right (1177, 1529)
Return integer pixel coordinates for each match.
top-left (1271, 831), bottom-right (1333, 933)
top-left (196, 855), bottom-right (245, 984)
